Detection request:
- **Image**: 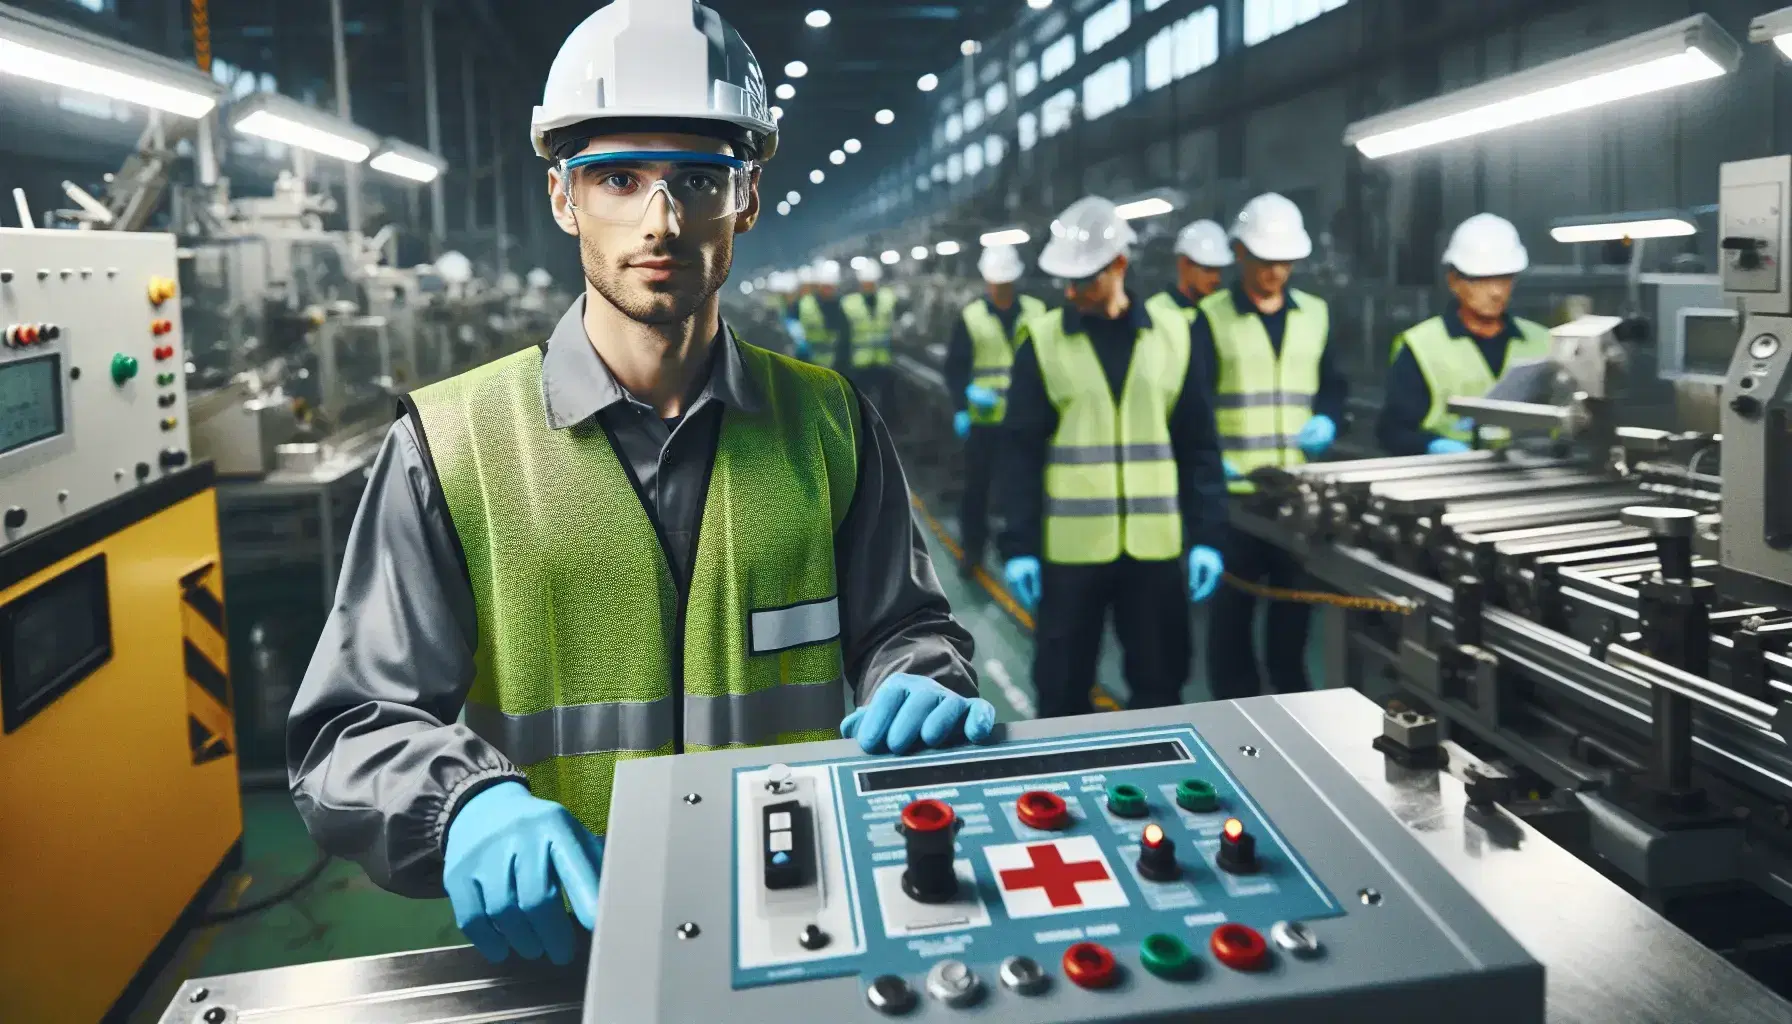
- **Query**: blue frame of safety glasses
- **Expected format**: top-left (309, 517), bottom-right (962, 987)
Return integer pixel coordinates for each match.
top-left (562, 150), bottom-right (750, 173)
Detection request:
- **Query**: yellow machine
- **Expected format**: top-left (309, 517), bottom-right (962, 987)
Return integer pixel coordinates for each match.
top-left (0, 229), bottom-right (242, 1023)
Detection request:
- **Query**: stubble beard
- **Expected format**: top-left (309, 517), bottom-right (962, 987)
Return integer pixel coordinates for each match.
top-left (580, 228), bottom-right (733, 327)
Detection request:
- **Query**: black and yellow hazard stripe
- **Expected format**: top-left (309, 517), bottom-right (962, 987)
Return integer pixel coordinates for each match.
top-left (180, 562), bottom-right (234, 765)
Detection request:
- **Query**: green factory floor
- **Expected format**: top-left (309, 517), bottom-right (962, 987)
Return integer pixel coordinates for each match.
top-left (126, 498), bottom-right (1319, 1021)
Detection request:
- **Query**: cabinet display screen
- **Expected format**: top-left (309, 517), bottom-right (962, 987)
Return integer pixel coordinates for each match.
top-left (854, 740), bottom-right (1191, 793)
top-left (0, 354), bottom-right (63, 456)
top-left (1, 556), bottom-right (112, 733)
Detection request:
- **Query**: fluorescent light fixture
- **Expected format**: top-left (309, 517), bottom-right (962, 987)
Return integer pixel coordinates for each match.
top-left (851, 256), bottom-right (870, 269)
top-left (918, 74), bottom-right (939, 92)
top-left (785, 61), bottom-right (809, 78)
top-left (777, 201), bottom-right (791, 215)
top-left (961, 40), bottom-right (980, 56)
top-left (1750, 7), bottom-right (1792, 61)
top-left (935, 240), bottom-right (962, 255)
top-left (786, 190), bottom-right (801, 205)
top-left (829, 149), bottom-right (846, 165)
top-left (0, 4), bottom-right (223, 118)
top-left (844, 138), bottom-right (862, 154)
top-left (911, 246), bottom-right (930, 260)
top-left (1028, 0), bottom-right (1052, 8)
top-left (771, 105), bottom-right (785, 120)
top-left (1344, 15), bottom-right (1740, 159)
top-left (875, 108), bottom-right (895, 125)
top-left (370, 139), bottom-right (446, 183)
top-left (232, 92), bottom-right (379, 163)
top-left (881, 249), bottom-right (901, 264)
top-left (981, 228), bottom-right (1030, 246)
top-left (1116, 197), bottom-right (1175, 220)
top-left (1549, 210), bottom-right (1697, 244)
top-left (805, 9), bottom-right (831, 28)
top-left (810, 169), bottom-right (826, 184)
top-left (740, 281), bottom-right (755, 295)
top-left (776, 82), bottom-right (796, 101)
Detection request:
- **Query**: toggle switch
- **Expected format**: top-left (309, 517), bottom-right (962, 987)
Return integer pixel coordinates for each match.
top-left (899, 798), bottom-right (960, 903)
top-left (1216, 817), bottom-right (1257, 874)
top-left (1135, 823), bottom-right (1181, 882)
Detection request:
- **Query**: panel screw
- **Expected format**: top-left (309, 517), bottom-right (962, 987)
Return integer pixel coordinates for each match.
top-left (676, 921), bottom-right (701, 939)
top-left (682, 793), bottom-right (702, 805)
top-left (188, 988), bottom-right (208, 1002)
top-left (202, 1008), bottom-right (227, 1024)
top-left (1239, 744), bottom-right (1260, 757)
top-left (1358, 887), bottom-right (1383, 906)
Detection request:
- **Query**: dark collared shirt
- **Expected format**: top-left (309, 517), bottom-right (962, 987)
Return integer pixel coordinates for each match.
top-left (1377, 306), bottom-right (1525, 456)
top-left (944, 293), bottom-right (1037, 413)
top-left (288, 299), bottom-right (977, 899)
top-left (998, 290), bottom-right (1229, 561)
top-left (1188, 283), bottom-right (1348, 424)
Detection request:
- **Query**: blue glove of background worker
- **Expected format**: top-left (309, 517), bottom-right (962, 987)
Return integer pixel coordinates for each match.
top-left (1428, 437), bottom-right (1472, 455)
top-left (1188, 545), bottom-right (1224, 603)
top-left (444, 780), bottom-right (605, 967)
top-left (1004, 555), bottom-right (1042, 610)
top-left (1296, 414), bottom-right (1337, 458)
top-left (841, 674), bottom-right (998, 754)
top-left (1224, 460), bottom-right (1244, 481)
top-left (954, 410), bottom-right (972, 439)
top-left (965, 384), bottom-right (1001, 411)
top-left (794, 339), bottom-right (813, 362)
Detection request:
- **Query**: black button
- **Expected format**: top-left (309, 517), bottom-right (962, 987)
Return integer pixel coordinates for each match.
top-left (1731, 394), bottom-right (1763, 418)
top-left (41, 324), bottom-right (60, 340)
top-left (799, 923), bottom-right (830, 950)
top-left (135, 462), bottom-right (151, 480)
top-left (3, 506), bottom-right (24, 529)
top-left (866, 975), bottom-right (916, 1015)
top-left (158, 393), bottom-right (178, 407)
top-left (160, 448), bottom-right (190, 469)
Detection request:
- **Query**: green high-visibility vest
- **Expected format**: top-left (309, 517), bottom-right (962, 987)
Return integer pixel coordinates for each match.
top-left (964, 294), bottom-right (1047, 426)
top-left (1202, 289), bottom-right (1329, 495)
top-left (842, 288), bottom-right (897, 368)
top-left (1144, 290), bottom-right (1200, 328)
top-left (797, 293), bottom-right (838, 367)
top-left (1031, 304), bottom-right (1190, 565)
top-left (410, 342), bottom-right (860, 838)
top-left (1392, 315), bottom-right (1552, 443)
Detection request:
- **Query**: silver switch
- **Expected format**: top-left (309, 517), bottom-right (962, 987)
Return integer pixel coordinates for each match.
top-left (1271, 920), bottom-right (1323, 958)
top-left (865, 975), bottom-right (916, 1015)
top-left (998, 955), bottom-right (1049, 996)
top-left (925, 959), bottom-right (983, 1008)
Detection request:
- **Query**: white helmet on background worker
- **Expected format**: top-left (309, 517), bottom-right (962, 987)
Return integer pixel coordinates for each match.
top-left (526, 267), bottom-right (554, 290)
top-left (1037, 196), bottom-right (1137, 280)
top-left (1175, 219), bottom-right (1234, 268)
top-left (1230, 193), bottom-right (1312, 262)
top-left (796, 265), bottom-right (815, 285)
top-left (531, 0), bottom-right (778, 162)
top-left (1441, 213), bottom-right (1529, 278)
top-left (856, 259), bottom-right (884, 284)
top-left (813, 260), bottom-right (841, 286)
top-left (435, 250), bottom-right (474, 285)
top-left (978, 243), bottom-right (1024, 284)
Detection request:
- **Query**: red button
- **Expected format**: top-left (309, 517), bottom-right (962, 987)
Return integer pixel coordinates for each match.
top-left (1016, 789), bottom-right (1069, 830)
top-left (1210, 923), bottom-right (1269, 971)
top-left (1062, 942), bottom-right (1118, 989)
top-left (900, 798), bottom-right (956, 834)
top-left (151, 319), bottom-right (173, 335)
top-left (19, 324), bottom-right (38, 345)
top-left (154, 345), bottom-right (174, 360)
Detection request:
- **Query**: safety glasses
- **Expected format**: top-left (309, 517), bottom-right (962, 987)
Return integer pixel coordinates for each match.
top-left (560, 150), bottom-right (754, 224)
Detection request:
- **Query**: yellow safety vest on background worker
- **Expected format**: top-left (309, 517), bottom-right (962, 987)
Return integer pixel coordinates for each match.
top-left (964, 295), bottom-right (1047, 426)
top-left (841, 289), bottom-right (897, 368)
top-left (1029, 304), bottom-right (1190, 565)
top-left (410, 344), bottom-right (859, 837)
top-left (1202, 288), bottom-right (1329, 495)
top-left (797, 293), bottom-right (838, 367)
top-left (1393, 315), bottom-right (1552, 442)
top-left (1144, 291), bottom-right (1199, 326)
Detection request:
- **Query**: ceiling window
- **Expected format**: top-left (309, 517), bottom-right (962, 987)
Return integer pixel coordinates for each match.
top-left (64, 0), bottom-right (107, 10)
top-left (1016, 61), bottom-right (1039, 98)
top-left (946, 113), bottom-right (964, 143)
top-left (986, 81), bottom-right (1009, 115)
top-left (1144, 0), bottom-right (1172, 9)
top-left (1245, 0), bottom-right (1347, 47)
top-left (1041, 34), bottom-right (1076, 82)
top-left (1082, 57), bottom-right (1131, 121)
top-left (985, 134), bottom-right (1008, 166)
top-left (947, 153), bottom-right (964, 183)
top-left (1082, 0), bottom-right (1130, 55)
top-left (964, 98), bottom-right (986, 131)
top-left (1041, 88), bottom-right (1077, 138)
top-left (1019, 111), bottom-right (1039, 152)
top-left (1147, 6), bottom-right (1219, 90)
top-left (964, 142), bottom-right (984, 176)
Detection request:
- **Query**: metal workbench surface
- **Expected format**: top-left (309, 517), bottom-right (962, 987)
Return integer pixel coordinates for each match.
top-left (157, 689), bottom-right (1790, 1024)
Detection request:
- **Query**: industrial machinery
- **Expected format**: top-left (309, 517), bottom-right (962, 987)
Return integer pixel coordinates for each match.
top-left (0, 227), bottom-right (241, 1022)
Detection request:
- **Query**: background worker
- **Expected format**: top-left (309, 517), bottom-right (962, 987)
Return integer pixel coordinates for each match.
top-left (1145, 219), bottom-right (1233, 326)
top-left (1197, 192), bottom-right (1346, 701)
top-left (288, 0), bottom-right (994, 972)
top-left (842, 259), bottom-right (898, 410)
top-left (943, 243), bottom-right (1046, 574)
top-left (1000, 196), bottom-right (1228, 718)
top-left (796, 259), bottom-right (848, 366)
top-left (1378, 213), bottom-right (1551, 456)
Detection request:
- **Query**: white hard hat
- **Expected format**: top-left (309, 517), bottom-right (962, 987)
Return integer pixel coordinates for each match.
top-left (526, 267), bottom-right (553, 290)
top-left (979, 243), bottom-right (1024, 284)
top-left (1230, 193), bottom-right (1312, 262)
top-left (796, 265), bottom-right (815, 285)
top-left (531, 0), bottom-right (778, 162)
top-left (499, 271), bottom-right (522, 295)
top-left (435, 250), bottom-right (473, 285)
top-left (1442, 213), bottom-right (1529, 278)
top-left (1038, 196), bottom-right (1136, 280)
top-left (1175, 220), bottom-right (1234, 268)
top-left (856, 260), bottom-right (883, 284)
top-left (814, 260), bottom-right (841, 286)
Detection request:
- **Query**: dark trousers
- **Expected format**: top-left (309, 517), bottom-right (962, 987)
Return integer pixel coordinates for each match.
top-left (958, 424), bottom-right (1002, 566)
top-left (852, 365), bottom-right (895, 415)
top-left (1034, 557), bottom-right (1190, 719)
top-left (1208, 532), bottom-right (1311, 700)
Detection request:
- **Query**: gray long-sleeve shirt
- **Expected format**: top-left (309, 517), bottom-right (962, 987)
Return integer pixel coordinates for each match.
top-left (288, 299), bottom-right (977, 898)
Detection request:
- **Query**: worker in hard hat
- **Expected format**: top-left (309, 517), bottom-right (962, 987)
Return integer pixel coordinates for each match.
top-left (1145, 219), bottom-right (1233, 326)
top-left (1378, 213), bottom-right (1550, 456)
top-left (795, 260), bottom-right (848, 366)
top-left (1197, 193), bottom-right (1347, 701)
top-left (842, 259), bottom-right (898, 410)
top-left (943, 243), bottom-right (1046, 573)
top-left (999, 197), bottom-right (1228, 718)
top-left (288, 0), bottom-right (992, 970)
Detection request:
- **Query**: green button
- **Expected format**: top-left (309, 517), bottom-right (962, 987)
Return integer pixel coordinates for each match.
top-left (157, 372), bottom-right (176, 386)
top-left (1176, 779), bottom-right (1219, 813)
top-left (110, 353), bottom-right (139, 384)
top-left (1106, 783), bottom-right (1148, 818)
top-left (1140, 932), bottom-right (1197, 979)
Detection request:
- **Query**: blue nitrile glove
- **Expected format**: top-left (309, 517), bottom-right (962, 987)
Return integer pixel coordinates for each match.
top-left (965, 384), bottom-right (1001, 411)
top-left (1188, 545), bottom-right (1224, 603)
top-left (841, 674), bottom-right (998, 754)
top-left (1004, 555), bottom-right (1042, 609)
top-left (1428, 437), bottom-right (1472, 455)
top-left (1296, 414), bottom-right (1337, 458)
top-left (1224, 459), bottom-right (1244, 481)
top-left (795, 339), bottom-right (813, 362)
top-left (954, 410), bottom-right (972, 439)
top-left (443, 781), bottom-right (605, 966)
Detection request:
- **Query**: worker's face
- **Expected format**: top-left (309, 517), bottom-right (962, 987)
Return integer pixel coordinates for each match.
top-left (1235, 244), bottom-right (1292, 298)
top-left (988, 281), bottom-right (1016, 306)
top-left (1448, 270), bottom-right (1516, 320)
top-left (1177, 255), bottom-right (1224, 299)
top-left (549, 132), bottom-right (760, 325)
top-left (860, 280), bottom-right (877, 293)
top-left (819, 283), bottom-right (837, 298)
top-left (1063, 255), bottom-right (1128, 313)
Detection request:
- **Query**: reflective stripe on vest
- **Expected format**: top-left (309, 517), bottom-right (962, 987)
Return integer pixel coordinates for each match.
top-left (963, 295), bottom-right (1046, 425)
top-left (797, 294), bottom-right (838, 366)
top-left (842, 289), bottom-right (897, 368)
top-left (1200, 288), bottom-right (1329, 495)
top-left (1395, 315), bottom-right (1552, 444)
top-left (1032, 304), bottom-right (1190, 565)
top-left (411, 342), bottom-right (860, 837)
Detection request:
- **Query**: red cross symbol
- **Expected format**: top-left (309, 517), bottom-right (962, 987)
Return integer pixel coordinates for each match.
top-left (998, 843), bottom-right (1113, 907)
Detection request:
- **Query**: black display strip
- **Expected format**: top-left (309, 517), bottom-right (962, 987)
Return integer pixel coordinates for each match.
top-left (0, 462), bottom-right (215, 588)
top-left (855, 739), bottom-right (1191, 794)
